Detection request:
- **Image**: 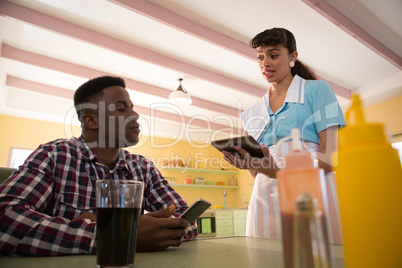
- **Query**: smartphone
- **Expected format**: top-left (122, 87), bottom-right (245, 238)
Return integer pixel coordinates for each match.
top-left (211, 135), bottom-right (264, 158)
top-left (181, 198), bottom-right (211, 223)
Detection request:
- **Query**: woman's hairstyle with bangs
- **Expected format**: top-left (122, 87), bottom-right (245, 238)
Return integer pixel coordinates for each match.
top-left (250, 28), bottom-right (317, 80)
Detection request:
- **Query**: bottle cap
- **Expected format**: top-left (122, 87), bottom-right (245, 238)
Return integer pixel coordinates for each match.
top-left (296, 192), bottom-right (316, 211)
top-left (339, 95), bottom-right (387, 148)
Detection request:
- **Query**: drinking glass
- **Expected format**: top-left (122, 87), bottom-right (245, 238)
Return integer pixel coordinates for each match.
top-left (96, 180), bottom-right (144, 268)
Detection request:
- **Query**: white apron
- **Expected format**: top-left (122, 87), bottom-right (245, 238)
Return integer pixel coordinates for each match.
top-left (245, 141), bottom-right (343, 244)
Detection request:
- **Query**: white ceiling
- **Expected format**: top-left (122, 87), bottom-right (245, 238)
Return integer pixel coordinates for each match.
top-left (0, 0), bottom-right (401, 143)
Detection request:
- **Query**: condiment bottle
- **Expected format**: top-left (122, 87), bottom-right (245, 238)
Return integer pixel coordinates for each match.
top-left (293, 193), bottom-right (331, 268)
top-left (277, 128), bottom-right (331, 268)
top-left (332, 94), bottom-right (402, 268)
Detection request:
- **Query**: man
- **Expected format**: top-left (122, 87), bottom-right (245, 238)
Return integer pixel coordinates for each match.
top-left (0, 76), bottom-right (197, 256)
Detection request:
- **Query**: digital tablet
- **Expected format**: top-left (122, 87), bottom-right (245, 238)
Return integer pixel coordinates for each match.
top-left (211, 135), bottom-right (264, 158)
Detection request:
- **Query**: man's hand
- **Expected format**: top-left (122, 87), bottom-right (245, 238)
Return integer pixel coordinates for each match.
top-left (136, 204), bottom-right (190, 252)
top-left (72, 211), bottom-right (96, 221)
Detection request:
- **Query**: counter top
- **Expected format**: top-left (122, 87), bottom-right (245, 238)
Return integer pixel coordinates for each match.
top-left (207, 208), bottom-right (248, 211)
top-left (0, 237), bottom-right (345, 268)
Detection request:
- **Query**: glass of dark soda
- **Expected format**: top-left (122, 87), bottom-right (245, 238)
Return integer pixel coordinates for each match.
top-left (96, 180), bottom-right (144, 268)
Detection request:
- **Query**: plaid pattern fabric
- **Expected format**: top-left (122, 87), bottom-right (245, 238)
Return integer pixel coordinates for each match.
top-left (0, 136), bottom-right (197, 256)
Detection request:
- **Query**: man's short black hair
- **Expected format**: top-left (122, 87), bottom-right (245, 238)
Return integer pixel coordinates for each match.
top-left (73, 76), bottom-right (126, 118)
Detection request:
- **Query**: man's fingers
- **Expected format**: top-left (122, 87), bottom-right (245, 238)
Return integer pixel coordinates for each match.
top-left (72, 211), bottom-right (96, 221)
top-left (147, 204), bottom-right (176, 219)
top-left (168, 237), bottom-right (185, 247)
top-left (152, 216), bottom-right (189, 230)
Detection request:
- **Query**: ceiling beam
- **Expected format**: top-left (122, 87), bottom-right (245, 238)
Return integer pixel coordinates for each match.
top-left (1, 44), bottom-right (240, 117)
top-left (325, 80), bottom-right (351, 99)
top-left (0, 0), bottom-right (265, 97)
top-left (5, 75), bottom-right (242, 134)
top-left (302, 0), bottom-right (402, 70)
top-left (111, 0), bottom-right (351, 99)
top-left (6, 75), bottom-right (74, 100)
top-left (109, 0), bottom-right (256, 61)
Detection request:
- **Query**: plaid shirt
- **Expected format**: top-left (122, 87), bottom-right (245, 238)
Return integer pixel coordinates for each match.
top-left (0, 136), bottom-right (197, 256)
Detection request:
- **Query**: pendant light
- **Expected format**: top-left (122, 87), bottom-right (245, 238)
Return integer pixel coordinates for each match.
top-left (168, 78), bottom-right (192, 105)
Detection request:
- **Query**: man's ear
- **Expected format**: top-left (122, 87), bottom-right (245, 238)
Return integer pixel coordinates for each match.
top-left (82, 114), bottom-right (99, 129)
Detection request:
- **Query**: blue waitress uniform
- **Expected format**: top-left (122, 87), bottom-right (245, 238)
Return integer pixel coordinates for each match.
top-left (240, 75), bottom-right (346, 242)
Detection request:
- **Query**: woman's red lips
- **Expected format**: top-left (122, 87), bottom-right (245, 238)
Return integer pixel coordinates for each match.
top-left (263, 70), bottom-right (274, 78)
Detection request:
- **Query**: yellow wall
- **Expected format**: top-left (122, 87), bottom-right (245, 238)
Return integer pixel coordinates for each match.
top-left (362, 95), bottom-right (402, 142)
top-left (0, 114), bottom-right (254, 208)
top-left (1, 96), bottom-right (400, 209)
top-left (126, 133), bottom-right (254, 208)
top-left (0, 115), bottom-right (81, 164)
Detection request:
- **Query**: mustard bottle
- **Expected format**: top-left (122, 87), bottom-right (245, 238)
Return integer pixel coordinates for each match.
top-left (332, 95), bottom-right (402, 268)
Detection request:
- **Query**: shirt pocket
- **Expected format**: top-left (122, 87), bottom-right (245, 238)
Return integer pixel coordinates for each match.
top-left (58, 191), bottom-right (95, 217)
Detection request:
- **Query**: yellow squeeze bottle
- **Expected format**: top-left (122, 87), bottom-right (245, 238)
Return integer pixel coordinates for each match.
top-left (332, 95), bottom-right (402, 268)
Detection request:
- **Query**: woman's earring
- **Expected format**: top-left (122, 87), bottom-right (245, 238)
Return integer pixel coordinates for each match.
top-left (289, 61), bottom-right (295, 68)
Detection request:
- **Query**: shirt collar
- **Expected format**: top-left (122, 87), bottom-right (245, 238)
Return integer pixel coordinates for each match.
top-left (240, 95), bottom-right (270, 141)
top-left (114, 150), bottom-right (131, 172)
top-left (240, 75), bottom-right (305, 142)
top-left (75, 136), bottom-right (130, 171)
top-left (76, 136), bottom-right (97, 161)
top-left (283, 75), bottom-right (304, 104)
top-left (264, 75), bottom-right (304, 115)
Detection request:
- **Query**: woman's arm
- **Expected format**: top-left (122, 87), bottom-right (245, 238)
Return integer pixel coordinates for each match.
top-left (230, 130), bottom-right (275, 178)
top-left (316, 125), bottom-right (339, 174)
top-left (222, 143), bottom-right (280, 178)
top-left (224, 126), bottom-right (339, 176)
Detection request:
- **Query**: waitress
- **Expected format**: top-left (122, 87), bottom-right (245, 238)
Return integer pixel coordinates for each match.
top-left (223, 28), bottom-right (346, 242)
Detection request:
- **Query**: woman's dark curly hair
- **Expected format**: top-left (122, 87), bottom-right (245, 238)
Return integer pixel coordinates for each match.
top-left (250, 28), bottom-right (317, 80)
